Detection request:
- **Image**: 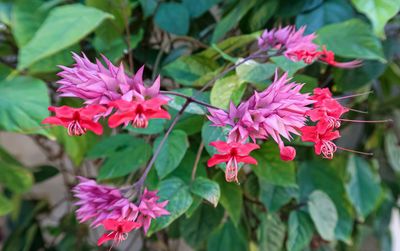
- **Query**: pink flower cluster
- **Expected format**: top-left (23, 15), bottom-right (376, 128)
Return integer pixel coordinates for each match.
top-left (73, 177), bottom-right (169, 246)
top-left (42, 53), bottom-right (171, 136)
top-left (258, 26), bottom-right (362, 68)
top-left (207, 71), bottom-right (314, 181)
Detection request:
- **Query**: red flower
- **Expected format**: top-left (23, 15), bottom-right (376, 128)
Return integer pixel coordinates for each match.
top-left (108, 98), bottom-right (170, 128)
top-left (318, 46), bottom-right (362, 68)
top-left (207, 141), bottom-right (259, 182)
top-left (307, 98), bottom-right (349, 132)
top-left (311, 88), bottom-right (333, 105)
top-left (300, 125), bottom-right (340, 159)
top-left (42, 105), bottom-right (106, 136)
top-left (97, 219), bottom-right (141, 247)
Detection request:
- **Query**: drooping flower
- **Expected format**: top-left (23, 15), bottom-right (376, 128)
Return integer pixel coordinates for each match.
top-left (57, 53), bottom-right (168, 109)
top-left (97, 219), bottom-right (141, 247)
top-left (207, 141), bottom-right (259, 182)
top-left (318, 46), bottom-right (362, 68)
top-left (72, 177), bottom-right (138, 227)
top-left (108, 98), bottom-right (170, 128)
top-left (42, 105), bottom-right (106, 136)
top-left (300, 125), bottom-right (341, 159)
top-left (307, 98), bottom-right (349, 132)
top-left (136, 188), bottom-right (170, 234)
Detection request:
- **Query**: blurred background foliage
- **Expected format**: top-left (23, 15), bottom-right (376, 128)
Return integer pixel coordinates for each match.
top-left (0, 0), bottom-right (400, 250)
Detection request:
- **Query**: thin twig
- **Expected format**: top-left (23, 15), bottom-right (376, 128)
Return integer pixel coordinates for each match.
top-left (160, 91), bottom-right (222, 110)
top-left (122, 0), bottom-right (134, 72)
top-left (191, 142), bottom-right (204, 181)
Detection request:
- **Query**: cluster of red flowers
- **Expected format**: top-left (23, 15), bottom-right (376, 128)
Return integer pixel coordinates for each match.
top-left (300, 88), bottom-right (349, 159)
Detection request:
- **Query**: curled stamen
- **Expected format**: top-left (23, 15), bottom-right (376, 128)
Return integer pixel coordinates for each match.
top-left (132, 113), bottom-right (148, 128)
top-left (67, 120), bottom-right (87, 136)
top-left (225, 158), bottom-right (239, 183)
top-left (335, 91), bottom-right (373, 100)
top-left (337, 146), bottom-right (373, 156)
top-left (321, 140), bottom-right (337, 159)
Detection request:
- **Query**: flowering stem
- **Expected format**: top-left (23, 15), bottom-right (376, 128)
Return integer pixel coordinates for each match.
top-left (160, 91), bottom-right (222, 110)
top-left (191, 142), bottom-right (204, 181)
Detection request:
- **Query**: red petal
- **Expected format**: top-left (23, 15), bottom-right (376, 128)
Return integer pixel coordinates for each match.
top-left (80, 105), bottom-right (107, 119)
top-left (209, 141), bottom-right (231, 154)
top-left (236, 143), bottom-right (260, 155)
top-left (122, 221), bottom-right (142, 232)
top-left (108, 112), bottom-right (135, 128)
top-left (236, 156), bottom-right (257, 165)
top-left (145, 97), bottom-right (169, 109)
top-left (146, 109), bottom-right (171, 120)
top-left (207, 154), bottom-right (231, 167)
top-left (81, 120), bottom-right (103, 135)
top-left (102, 219), bottom-right (120, 231)
top-left (42, 116), bottom-right (68, 126)
top-left (49, 106), bottom-right (78, 118)
top-left (97, 232), bottom-right (117, 246)
top-left (109, 100), bottom-right (136, 111)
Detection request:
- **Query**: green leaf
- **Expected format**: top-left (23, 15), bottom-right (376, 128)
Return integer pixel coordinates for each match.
top-left (0, 194), bottom-right (13, 216)
top-left (11, 0), bottom-right (48, 47)
top-left (191, 177), bottom-right (221, 207)
top-left (286, 211), bottom-right (314, 251)
top-left (214, 173), bottom-right (242, 226)
top-left (346, 155), bottom-right (382, 219)
top-left (139, 0), bottom-right (157, 18)
top-left (154, 3), bottom-right (189, 35)
top-left (87, 134), bottom-right (135, 158)
top-left (180, 204), bottom-right (224, 248)
top-left (33, 165), bottom-right (59, 183)
top-left (236, 60), bottom-right (276, 84)
top-left (168, 150), bottom-right (207, 184)
top-left (0, 76), bottom-right (50, 136)
top-left (258, 214), bottom-right (286, 251)
top-left (210, 74), bottom-right (246, 109)
top-left (162, 55), bottom-right (219, 86)
top-left (245, 0), bottom-right (278, 32)
top-left (96, 137), bottom-right (151, 180)
top-left (351, 0), bottom-right (400, 38)
top-left (298, 160), bottom-right (354, 243)
top-left (259, 179), bottom-right (298, 212)
top-left (182, 0), bottom-right (221, 18)
top-left (295, 0), bottom-right (355, 34)
top-left (270, 56), bottom-right (307, 76)
top-left (207, 219), bottom-right (248, 251)
top-left (27, 46), bottom-right (78, 74)
top-left (167, 88), bottom-right (209, 115)
top-left (154, 130), bottom-right (189, 179)
top-left (315, 19), bottom-right (385, 62)
top-left (384, 130), bottom-right (400, 173)
top-left (18, 4), bottom-right (112, 69)
top-left (252, 141), bottom-right (297, 187)
top-left (149, 177), bottom-right (193, 234)
top-left (211, 0), bottom-right (257, 42)
top-left (308, 190), bottom-right (338, 241)
top-left (201, 121), bottom-right (228, 156)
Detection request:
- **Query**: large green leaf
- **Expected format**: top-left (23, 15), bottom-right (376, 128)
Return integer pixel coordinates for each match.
top-left (0, 148), bottom-right (33, 193)
top-left (351, 0), bottom-right (400, 38)
top-left (307, 190), bottom-right (338, 241)
top-left (298, 160), bottom-right (354, 243)
top-left (384, 130), bottom-right (400, 173)
top-left (148, 177), bottom-right (193, 234)
top-left (18, 4), bottom-right (112, 69)
top-left (346, 155), bottom-right (382, 219)
top-left (259, 179), bottom-right (298, 212)
top-left (296, 0), bottom-right (355, 34)
top-left (167, 88), bottom-right (209, 115)
top-left (210, 74), bottom-right (246, 109)
top-left (162, 55), bottom-right (219, 86)
top-left (180, 204), bottom-right (224, 248)
top-left (270, 56), bottom-right (307, 76)
top-left (315, 19), bottom-right (385, 62)
top-left (88, 134), bottom-right (151, 179)
top-left (252, 142), bottom-right (297, 187)
top-left (154, 130), bottom-right (189, 179)
top-left (0, 195), bottom-right (13, 216)
top-left (182, 0), bottom-right (221, 18)
top-left (258, 214), bottom-right (286, 251)
top-left (154, 3), bottom-right (189, 35)
top-left (214, 173), bottom-right (242, 226)
top-left (207, 219), bottom-right (248, 251)
top-left (0, 76), bottom-right (50, 135)
top-left (191, 177), bottom-right (221, 207)
top-left (11, 0), bottom-right (48, 47)
top-left (211, 0), bottom-right (257, 42)
top-left (235, 60), bottom-right (275, 84)
top-left (286, 211), bottom-right (314, 251)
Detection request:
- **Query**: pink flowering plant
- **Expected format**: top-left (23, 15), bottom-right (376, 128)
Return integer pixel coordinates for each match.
top-left (1, 1), bottom-right (399, 251)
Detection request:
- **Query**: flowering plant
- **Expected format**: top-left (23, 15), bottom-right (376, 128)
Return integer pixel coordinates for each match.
top-left (0, 1), bottom-right (399, 251)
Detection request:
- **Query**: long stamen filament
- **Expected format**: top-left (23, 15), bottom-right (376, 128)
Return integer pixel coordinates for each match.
top-left (335, 91), bottom-right (373, 100)
top-left (339, 118), bottom-right (392, 123)
top-left (346, 107), bottom-right (368, 114)
top-left (337, 146), bottom-right (373, 156)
